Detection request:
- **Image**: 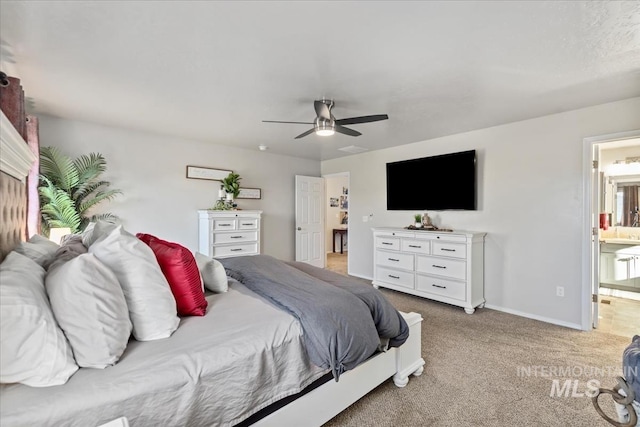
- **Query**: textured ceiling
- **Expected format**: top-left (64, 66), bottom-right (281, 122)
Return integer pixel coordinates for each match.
top-left (1, 1), bottom-right (639, 161)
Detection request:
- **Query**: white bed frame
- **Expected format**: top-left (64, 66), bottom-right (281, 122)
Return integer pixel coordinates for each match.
top-left (0, 111), bottom-right (425, 427)
top-left (254, 311), bottom-right (425, 427)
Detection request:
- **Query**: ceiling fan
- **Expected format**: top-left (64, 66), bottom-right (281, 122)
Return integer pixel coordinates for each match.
top-left (262, 99), bottom-right (388, 139)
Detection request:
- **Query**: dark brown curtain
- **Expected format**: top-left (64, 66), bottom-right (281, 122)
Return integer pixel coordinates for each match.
top-left (622, 185), bottom-right (639, 226)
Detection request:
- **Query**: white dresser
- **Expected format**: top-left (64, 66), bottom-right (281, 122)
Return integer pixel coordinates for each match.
top-left (198, 210), bottom-right (262, 258)
top-left (372, 227), bottom-right (486, 314)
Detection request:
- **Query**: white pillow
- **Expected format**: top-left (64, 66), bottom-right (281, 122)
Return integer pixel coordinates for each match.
top-left (195, 252), bottom-right (228, 293)
top-left (81, 220), bottom-right (114, 247)
top-left (88, 225), bottom-right (179, 341)
top-left (14, 234), bottom-right (59, 267)
top-left (46, 253), bottom-right (132, 368)
top-left (0, 252), bottom-right (78, 386)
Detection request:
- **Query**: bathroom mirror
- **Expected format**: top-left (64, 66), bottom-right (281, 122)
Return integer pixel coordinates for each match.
top-left (610, 180), bottom-right (640, 226)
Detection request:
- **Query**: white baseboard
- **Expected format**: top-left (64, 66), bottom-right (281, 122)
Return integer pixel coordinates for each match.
top-left (484, 304), bottom-right (584, 330)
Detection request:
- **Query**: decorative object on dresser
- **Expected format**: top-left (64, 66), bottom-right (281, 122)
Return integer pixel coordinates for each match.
top-left (413, 214), bottom-right (422, 228)
top-left (198, 210), bottom-right (262, 258)
top-left (221, 172), bottom-right (241, 199)
top-left (372, 227), bottom-right (486, 314)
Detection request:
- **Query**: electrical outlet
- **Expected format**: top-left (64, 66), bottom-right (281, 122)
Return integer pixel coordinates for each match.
top-left (556, 286), bottom-right (565, 297)
top-left (362, 216), bottom-right (368, 223)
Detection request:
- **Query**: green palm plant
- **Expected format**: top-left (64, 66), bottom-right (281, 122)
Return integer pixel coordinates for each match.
top-left (38, 146), bottom-right (122, 236)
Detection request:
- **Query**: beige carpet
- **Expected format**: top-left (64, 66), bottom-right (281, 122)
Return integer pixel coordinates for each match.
top-left (322, 286), bottom-right (635, 427)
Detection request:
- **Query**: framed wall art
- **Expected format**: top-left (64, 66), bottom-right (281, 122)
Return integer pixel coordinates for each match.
top-left (237, 187), bottom-right (261, 199)
top-left (186, 166), bottom-right (232, 181)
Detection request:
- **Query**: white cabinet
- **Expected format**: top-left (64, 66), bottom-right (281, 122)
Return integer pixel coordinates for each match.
top-left (600, 243), bottom-right (640, 289)
top-left (198, 210), bottom-right (262, 258)
top-left (372, 227), bottom-right (486, 314)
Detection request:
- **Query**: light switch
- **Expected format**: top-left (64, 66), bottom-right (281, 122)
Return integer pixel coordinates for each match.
top-left (362, 216), bottom-right (368, 222)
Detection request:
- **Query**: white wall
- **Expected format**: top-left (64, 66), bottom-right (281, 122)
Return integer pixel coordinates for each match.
top-left (325, 174), bottom-right (349, 252)
top-left (321, 97), bottom-right (640, 328)
top-left (38, 115), bottom-right (320, 261)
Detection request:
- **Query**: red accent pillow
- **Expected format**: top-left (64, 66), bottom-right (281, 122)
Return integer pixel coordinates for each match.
top-left (136, 233), bottom-right (207, 316)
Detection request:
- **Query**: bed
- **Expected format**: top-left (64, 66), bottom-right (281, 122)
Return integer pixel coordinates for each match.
top-left (0, 109), bottom-right (425, 427)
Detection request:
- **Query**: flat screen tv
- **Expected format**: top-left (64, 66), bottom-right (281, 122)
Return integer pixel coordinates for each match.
top-left (386, 150), bottom-right (477, 210)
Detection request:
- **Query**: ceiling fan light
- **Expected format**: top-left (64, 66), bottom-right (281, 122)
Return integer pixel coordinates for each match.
top-left (315, 120), bottom-right (335, 136)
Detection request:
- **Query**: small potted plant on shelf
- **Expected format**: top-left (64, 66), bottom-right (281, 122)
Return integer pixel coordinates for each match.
top-left (414, 213), bottom-right (423, 228)
top-left (221, 172), bottom-right (241, 200)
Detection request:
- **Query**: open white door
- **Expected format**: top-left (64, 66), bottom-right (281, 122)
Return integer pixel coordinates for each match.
top-left (591, 145), bottom-right (601, 329)
top-left (295, 175), bottom-right (325, 267)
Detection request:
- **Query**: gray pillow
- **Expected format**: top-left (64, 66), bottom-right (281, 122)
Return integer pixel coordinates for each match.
top-left (14, 234), bottom-right (59, 267)
top-left (46, 235), bottom-right (89, 271)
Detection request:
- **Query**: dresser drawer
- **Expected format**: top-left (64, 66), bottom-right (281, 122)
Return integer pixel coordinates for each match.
top-left (376, 250), bottom-right (414, 270)
top-left (212, 231), bottom-right (258, 244)
top-left (416, 255), bottom-right (466, 280)
top-left (376, 266), bottom-right (414, 289)
top-left (211, 243), bottom-right (258, 258)
top-left (416, 274), bottom-right (466, 301)
top-left (401, 239), bottom-right (430, 254)
top-left (238, 219), bottom-right (258, 229)
top-left (213, 219), bottom-right (236, 230)
top-left (432, 241), bottom-right (466, 259)
top-left (375, 237), bottom-right (400, 251)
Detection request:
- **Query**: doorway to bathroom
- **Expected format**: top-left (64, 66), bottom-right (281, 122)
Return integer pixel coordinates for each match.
top-left (584, 131), bottom-right (640, 338)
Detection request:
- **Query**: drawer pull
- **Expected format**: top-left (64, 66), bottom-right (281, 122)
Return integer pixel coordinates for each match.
top-left (382, 242), bottom-right (393, 245)
top-left (241, 223), bottom-right (253, 226)
top-left (388, 258), bottom-right (400, 262)
top-left (230, 248), bottom-right (243, 252)
top-left (432, 284), bottom-right (447, 289)
top-left (230, 236), bottom-right (243, 239)
top-left (440, 248), bottom-right (456, 252)
top-left (219, 224), bottom-right (232, 227)
top-left (432, 264), bottom-right (446, 269)
top-left (408, 245), bottom-right (421, 248)
top-left (388, 275), bottom-right (400, 279)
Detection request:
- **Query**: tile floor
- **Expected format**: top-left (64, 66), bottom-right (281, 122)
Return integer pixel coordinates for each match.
top-left (597, 295), bottom-right (640, 339)
top-left (326, 252), bottom-right (348, 275)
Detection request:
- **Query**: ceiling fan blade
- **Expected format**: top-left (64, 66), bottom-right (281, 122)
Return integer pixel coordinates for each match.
top-left (262, 120), bottom-right (314, 124)
top-left (335, 114), bottom-right (389, 126)
top-left (314, 100), bottom-right (331, 120)
top-left (294, 128), bottom-right (316, 139)
top-left (334, 125), bottom-right (362, 137)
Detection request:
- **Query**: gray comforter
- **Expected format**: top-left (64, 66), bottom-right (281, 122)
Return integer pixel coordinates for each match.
top-left (218, 255), bottom-right (409, 381)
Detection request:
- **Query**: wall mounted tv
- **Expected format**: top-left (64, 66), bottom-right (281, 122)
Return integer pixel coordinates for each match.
top-left (386, 149), bottom-right (477, 210)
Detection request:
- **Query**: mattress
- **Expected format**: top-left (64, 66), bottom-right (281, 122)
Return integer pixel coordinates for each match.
top-left (0, 279), bottom-right (327, 427)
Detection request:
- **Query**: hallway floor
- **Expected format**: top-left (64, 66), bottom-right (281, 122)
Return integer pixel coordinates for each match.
top-left (597, 295), bottom-right (640, 339)
top-left (326, 252), bottom-right (348, 276)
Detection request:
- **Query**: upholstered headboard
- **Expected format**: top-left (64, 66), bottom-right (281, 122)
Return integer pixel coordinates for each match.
top-left (0, 170), bottom-right (27, 261)
top-left (0, 74), bottom-right (39, 262)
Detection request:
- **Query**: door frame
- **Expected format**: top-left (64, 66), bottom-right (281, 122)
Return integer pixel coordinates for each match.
top-left (323, 171), bottom-right (350, 273)
top-left (582, 129), bottom-right (640, 330)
